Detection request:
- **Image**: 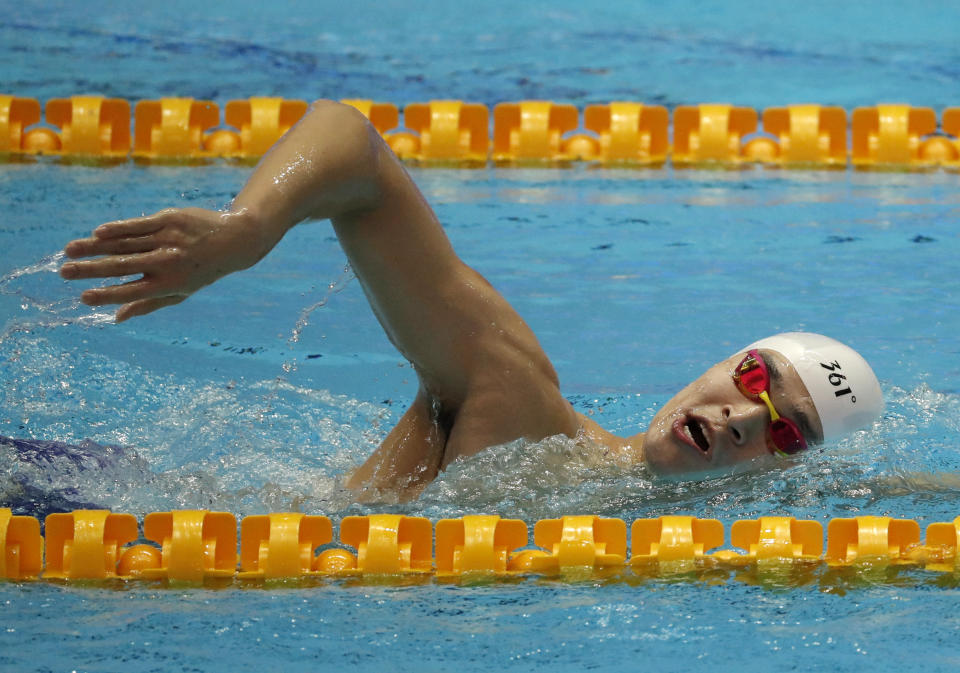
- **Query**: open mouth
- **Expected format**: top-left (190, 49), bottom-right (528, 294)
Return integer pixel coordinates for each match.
top-left (674, 416), bottom-right (711, 454)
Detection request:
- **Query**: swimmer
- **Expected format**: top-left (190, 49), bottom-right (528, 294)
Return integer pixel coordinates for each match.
top-left (59, 101), bottom-right (883, 500)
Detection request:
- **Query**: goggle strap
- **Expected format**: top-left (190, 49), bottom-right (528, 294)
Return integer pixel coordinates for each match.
top-left (757, 390), bottom-right (781, 421)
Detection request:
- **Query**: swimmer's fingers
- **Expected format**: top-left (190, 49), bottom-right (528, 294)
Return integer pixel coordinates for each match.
top-left (63, 234), bottom-right (159, 259)
top-left (64, 209), bottom-right (177, 259)
top-left (79, 277), bottom-right (160, 307)
top-left (115, 295), bottom-right (186, 323)
top-left (60, 249), bottom-right (170, 280)
top-left (92, 210), bottom-right (175, 240)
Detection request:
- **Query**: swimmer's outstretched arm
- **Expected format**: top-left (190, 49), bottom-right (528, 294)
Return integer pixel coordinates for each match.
top-left (61, 101), bottom-right (565, 421)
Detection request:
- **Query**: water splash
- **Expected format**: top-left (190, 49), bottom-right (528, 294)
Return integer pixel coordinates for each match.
top-left (414, 435), bottom-right (655, 521)
top-left (0, 251), bottom-right (115, 341)
top-left (286, 263), bottom-right (355, 347)
top-left (0, 336), bottom-right (387, 518)
top-left (260, 263), bottom-right (356, 422)
top-left (0, 251), bottom-right (63, 288)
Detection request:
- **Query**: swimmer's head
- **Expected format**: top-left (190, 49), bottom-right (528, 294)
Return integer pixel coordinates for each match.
top-left (641, 332), bottom-right (883, 478)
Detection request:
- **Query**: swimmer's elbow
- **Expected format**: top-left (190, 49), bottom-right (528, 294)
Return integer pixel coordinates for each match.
top-left (306, 100), bottom-right (381, 161)
top-left (306, 99), bottom-right (371, 134)
top-left (303, 99), bottom-right (385, 212)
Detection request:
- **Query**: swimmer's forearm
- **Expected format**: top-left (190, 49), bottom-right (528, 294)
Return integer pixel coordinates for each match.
top-left (229, 100), bottom-right (384, 247)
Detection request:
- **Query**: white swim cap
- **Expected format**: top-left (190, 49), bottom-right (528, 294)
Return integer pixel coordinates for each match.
top-left (740, 332), bottom-right (883, 441)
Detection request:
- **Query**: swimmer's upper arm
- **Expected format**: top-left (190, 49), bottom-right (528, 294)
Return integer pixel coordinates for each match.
top-left (238, 100), bottom-right (549, 401)
top-left (329, 125), bottom-right (548, 401)
top-left (60, 99), bottom-right (541, 384)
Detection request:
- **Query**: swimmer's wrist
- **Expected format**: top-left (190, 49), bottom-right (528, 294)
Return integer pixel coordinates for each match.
top-left (221, 207), bottom-right (286, 270)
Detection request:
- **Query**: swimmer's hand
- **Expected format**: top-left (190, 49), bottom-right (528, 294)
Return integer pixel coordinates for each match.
top-left (60, 207), bottom-right (271, 322)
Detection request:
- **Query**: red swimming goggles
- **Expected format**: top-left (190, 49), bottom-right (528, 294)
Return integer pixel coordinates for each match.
top-left (732, 349), bottom-right (808, 456)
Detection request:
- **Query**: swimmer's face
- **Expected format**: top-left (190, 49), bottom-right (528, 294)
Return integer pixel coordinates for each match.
top-left (642, 350), bottom-right (823, 478)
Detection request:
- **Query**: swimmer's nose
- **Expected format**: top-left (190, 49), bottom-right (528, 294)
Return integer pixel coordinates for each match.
top-left (721, 402), bottom-right (769, 447)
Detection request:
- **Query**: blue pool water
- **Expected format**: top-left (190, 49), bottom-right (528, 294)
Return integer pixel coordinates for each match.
top-left (3, 1), bottom-right (960, 671)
